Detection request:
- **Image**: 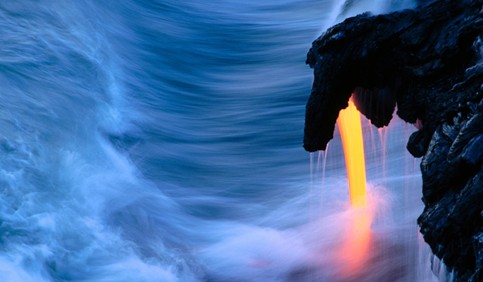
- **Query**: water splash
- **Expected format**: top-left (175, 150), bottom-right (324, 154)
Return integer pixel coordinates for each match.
top-left (336, 208), bottom-right (373, 279)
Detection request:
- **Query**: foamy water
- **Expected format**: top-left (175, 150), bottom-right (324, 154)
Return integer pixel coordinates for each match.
top-left (0, 0), bottom-right (437, 281)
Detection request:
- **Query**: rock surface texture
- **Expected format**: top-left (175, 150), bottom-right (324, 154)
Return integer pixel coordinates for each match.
top-left (303, 0), bottom-right (483, 280)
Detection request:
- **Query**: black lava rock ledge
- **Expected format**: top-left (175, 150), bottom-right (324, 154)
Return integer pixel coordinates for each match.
top-left (303, 0), bottom-right (483, 280)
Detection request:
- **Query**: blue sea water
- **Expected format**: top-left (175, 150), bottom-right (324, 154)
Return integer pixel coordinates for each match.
top-left (0, 0), bottom-right (440, 281)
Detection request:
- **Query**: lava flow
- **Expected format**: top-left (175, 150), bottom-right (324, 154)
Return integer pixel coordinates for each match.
top-left (337, 97), bottom-right (367, 207)
top-left (335, 97), bottom-right (372, 279)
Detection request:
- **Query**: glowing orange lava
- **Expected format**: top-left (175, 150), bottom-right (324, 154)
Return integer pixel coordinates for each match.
top-left (337, 98), bottom-right (367, 207)
top-left (335, 97), bottom-right (372, 279)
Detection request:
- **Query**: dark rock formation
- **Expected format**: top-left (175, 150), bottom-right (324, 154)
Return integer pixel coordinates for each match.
top-left (303, 0), bottom-right (483, 280)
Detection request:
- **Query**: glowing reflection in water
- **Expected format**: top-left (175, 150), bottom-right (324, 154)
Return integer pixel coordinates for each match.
top-left (336, 208), bottom-right (373, 280)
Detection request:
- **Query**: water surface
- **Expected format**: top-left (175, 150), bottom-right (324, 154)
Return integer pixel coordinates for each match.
top-left (0, 1), bottom-right (436, 281)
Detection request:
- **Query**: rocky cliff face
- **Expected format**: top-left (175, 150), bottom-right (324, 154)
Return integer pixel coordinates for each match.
top-left (303, 0), bottom-right (483, 280)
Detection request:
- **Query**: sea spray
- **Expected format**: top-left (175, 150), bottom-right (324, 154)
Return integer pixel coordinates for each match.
top-left (0, 0), bottom-right (433, 281)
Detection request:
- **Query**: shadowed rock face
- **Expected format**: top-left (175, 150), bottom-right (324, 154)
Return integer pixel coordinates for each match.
top-left (304, 0), bottom-right (482, 152)
top-left (304, 0), bottom-right (482, 280)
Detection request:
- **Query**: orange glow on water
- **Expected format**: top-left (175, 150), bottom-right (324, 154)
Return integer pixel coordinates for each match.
top-left (337, 209), bottom-right (372, 279)
top-left (337, 98), bottom-right (367, 207)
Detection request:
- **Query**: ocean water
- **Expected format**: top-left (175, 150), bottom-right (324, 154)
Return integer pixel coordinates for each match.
top-left (0, 0), bottom-right (438, 281)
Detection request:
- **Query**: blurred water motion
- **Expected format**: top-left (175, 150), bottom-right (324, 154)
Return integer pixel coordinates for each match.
top-left (0, 0), bottom-right (436, 281)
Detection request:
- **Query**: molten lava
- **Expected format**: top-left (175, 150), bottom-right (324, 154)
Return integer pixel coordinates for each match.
top-left (337, 98), bottom-right (367, 207)
top-left (334, 98), bottom-right (372, 278)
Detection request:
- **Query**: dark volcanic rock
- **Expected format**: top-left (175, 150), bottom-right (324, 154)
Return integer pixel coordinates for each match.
top-left (304, 0), bottom-right (483, 280)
